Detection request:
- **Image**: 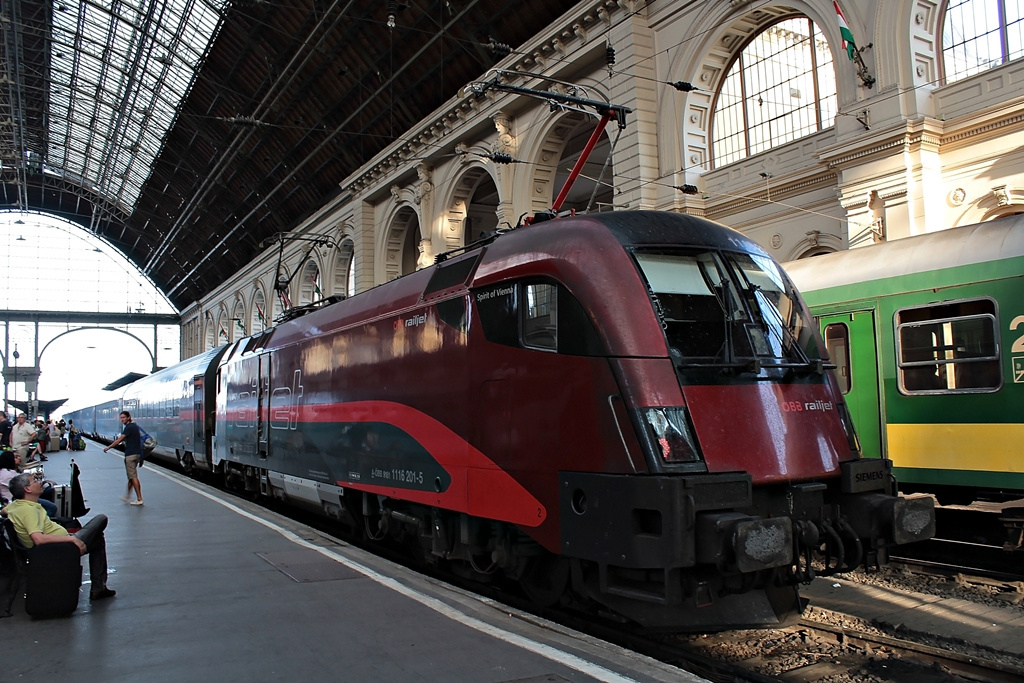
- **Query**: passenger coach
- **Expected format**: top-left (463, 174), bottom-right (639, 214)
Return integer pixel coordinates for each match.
top-left (785, 215), bottom-right (1024, 504)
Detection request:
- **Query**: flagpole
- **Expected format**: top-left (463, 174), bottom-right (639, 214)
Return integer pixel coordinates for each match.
top-left (852, 46), bottom-right (875, 88)
top-left (835, 1), bottom-right (874, 88)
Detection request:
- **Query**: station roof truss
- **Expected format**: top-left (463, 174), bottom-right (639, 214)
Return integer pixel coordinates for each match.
top-left (0, 0), bottom-right (570, 309)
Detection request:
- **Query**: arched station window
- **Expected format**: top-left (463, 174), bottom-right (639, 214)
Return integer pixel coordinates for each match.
top-left (231, 297), bottom-right (246, 341)
top-left (711, 17), bottom-right (837, 168)
top-left (333, 241), bottom-right (354, 298)
top-left (942, 0), bottom-right (1024, 83)
top-left (298, 260), bottom-right (321, 305)
top-left (252, 288), bottom-right (268, 334)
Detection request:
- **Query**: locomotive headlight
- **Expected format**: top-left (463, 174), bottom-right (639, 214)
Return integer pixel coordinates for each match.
top-left (643, 407), bottom-right (702, 463)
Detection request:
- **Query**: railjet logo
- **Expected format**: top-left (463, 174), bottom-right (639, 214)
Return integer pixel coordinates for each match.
top-left (780, 399), bottom-right (834, 412)
top-left (395, 313), bottom-right (427, 330)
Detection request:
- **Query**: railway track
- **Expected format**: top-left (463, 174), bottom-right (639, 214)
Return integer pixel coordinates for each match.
top-left (609, 611), bottom-right (1024, 683)
top-left (892, 504), bottom-right (1024, 579)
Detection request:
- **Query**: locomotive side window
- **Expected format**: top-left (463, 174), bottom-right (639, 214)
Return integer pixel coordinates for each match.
top-left (475, 283), bottom-right (518, 346)
top-left (896, 298), bottom-right (1001, 394)
top-left (823, 323), bottom-right (851, 394)
top-left (522, 283), bottom-right (557, 351)
top-left (474, 280), bottom-right (602, 355)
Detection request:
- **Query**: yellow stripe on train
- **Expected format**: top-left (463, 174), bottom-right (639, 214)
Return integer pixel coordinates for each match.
top-left (886, 423), bottom-right (1024, 473)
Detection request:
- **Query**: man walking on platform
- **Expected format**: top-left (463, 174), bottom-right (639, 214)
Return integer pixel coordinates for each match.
top-left (104, 411), bottom-right (144, 506)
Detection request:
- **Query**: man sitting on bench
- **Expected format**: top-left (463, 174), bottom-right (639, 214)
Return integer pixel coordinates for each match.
top-left (5, 473), bottom-right (116, 601)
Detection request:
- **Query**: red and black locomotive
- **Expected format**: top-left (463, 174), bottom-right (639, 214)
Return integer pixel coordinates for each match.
top-left (70, 209), bottom-right (934, 631)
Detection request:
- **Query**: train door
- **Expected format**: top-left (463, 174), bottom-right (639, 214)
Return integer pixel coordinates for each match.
top-left (258, 352), bottom-right (271, 460)
top-left (192, 376), bottom-right (205, 464)
top-left (819, 311), bottom-right (883, 460)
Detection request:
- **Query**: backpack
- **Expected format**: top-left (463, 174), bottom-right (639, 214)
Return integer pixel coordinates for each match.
top-left (140, 429), bottom-right (156, 452)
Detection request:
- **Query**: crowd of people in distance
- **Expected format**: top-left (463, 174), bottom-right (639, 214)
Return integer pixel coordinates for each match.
top-left (0, 413), bottom-right (81, 465)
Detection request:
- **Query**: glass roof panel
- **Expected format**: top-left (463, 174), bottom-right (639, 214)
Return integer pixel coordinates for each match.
top-left (45, 0), bottom-right (229, 213)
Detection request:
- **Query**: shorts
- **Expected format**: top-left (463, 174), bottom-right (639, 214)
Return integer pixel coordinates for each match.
top-left (125, 454), bottom-right (142, 479)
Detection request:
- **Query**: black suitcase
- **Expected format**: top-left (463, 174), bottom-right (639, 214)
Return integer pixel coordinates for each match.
top-left (25, 543), bottom-right (82, 618)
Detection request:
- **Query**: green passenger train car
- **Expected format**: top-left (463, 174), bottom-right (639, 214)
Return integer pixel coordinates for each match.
top-left (783, 215), bottom-right (1024, 504)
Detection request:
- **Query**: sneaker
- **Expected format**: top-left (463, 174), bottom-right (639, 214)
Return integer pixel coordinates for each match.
top-left (90, 588), bottom-right (116, 601)
top-left (130, 500), bottom-right (144, 506)
top-left (119, 496), bottom-right (130, 503)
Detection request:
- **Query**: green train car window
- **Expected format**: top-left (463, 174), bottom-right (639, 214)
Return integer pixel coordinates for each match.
top-left (895, 298), bottom-right (1001, 394)
top-left (824, 323), bottom-right (851, 394)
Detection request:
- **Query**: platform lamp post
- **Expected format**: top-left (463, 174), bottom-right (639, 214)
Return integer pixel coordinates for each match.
top-left (12, 345), bottom-right (19, 415)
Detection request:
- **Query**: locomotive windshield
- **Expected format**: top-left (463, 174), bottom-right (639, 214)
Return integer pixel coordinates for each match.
top-left (634, 250), bottom-right (822, 373)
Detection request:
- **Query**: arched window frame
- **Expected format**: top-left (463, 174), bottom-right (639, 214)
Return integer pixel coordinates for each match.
top-left (710, 15), bottom-right (837, 168)
top-left (941, 0), bottom-right (1024, 83)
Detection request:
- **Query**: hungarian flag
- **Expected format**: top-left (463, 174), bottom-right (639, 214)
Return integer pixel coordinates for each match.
top-left (834, 1), bottom-right (856, 60)
top-left (310, 274), bottom-right (322, 297)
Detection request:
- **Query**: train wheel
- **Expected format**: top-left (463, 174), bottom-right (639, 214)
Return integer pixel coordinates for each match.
top-left (519, 555), bottom-right (569, 607)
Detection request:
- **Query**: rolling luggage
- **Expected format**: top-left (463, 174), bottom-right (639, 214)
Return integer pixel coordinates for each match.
top-left (53, 484), bottom-right (73, 518)
top-left (24, 542), bottom-right (82, 618)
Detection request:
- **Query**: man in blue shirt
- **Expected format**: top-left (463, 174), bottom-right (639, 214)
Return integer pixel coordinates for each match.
top-left (104, 411), bottom-right (144, 506)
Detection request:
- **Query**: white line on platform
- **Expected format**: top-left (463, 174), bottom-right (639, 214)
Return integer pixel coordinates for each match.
top-left (151, 467), bottom-right (653, 683)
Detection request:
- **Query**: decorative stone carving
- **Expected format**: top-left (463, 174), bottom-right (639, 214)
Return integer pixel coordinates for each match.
top-left (992, 185), bottom-right (1010, 206)
top-left (414, 163), bottom-right (433, 206)
top-left (416, 238), bottom-right (434, 269)
top-left (949, 188), bottom-right (966, 206)
top-left (492, 111), bottom-right (516, 153)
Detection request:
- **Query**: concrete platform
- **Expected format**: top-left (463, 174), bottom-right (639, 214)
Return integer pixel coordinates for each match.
top-left (802, 570), bottom-right (1024, 658)
top-left (2, 444), bottom-right (704, 683)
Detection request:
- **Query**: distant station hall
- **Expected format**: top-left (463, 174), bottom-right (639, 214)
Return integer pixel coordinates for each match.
top-left (2, 0), bottom-right (1024, 680)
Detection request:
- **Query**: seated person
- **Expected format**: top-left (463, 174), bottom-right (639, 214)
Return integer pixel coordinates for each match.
top-left (29, 421), bottom-right (48, 462)
top-left (5, 473), bottom-right (116, 601)
top-left (0, 451), bottom-right (58, 518)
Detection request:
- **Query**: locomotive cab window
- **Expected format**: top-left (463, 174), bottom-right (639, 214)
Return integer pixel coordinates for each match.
top-left (896, 298), bottom-right (1001, 394)
top-left (475, 279), bottom-right (603, 355)
top-left (634, 250), bottom-right (822, 370)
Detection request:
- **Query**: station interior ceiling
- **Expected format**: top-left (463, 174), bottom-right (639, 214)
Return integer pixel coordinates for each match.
top-left (0, 0), bottom-right (568, 310)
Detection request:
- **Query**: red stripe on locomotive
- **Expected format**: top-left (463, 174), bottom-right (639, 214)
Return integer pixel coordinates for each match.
top-left (297, 400), bottom-right (547, 528)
